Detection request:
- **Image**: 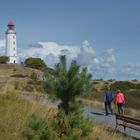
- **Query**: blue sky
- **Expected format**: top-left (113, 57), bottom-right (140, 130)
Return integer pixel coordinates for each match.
top-left (0, 0), bottom-right (140, 80)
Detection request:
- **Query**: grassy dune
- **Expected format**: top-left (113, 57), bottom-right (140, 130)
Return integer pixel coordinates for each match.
top-left (0, 92), bottom-right (130, 140)
top-left (0, 92), bottom-right (57, 140)
top-left (0, 64), bottom-right (134, 140)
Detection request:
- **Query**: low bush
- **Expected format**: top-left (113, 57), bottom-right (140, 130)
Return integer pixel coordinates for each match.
top-left (27, 102), bottom-right (92, 140)
top-left (11, 74), bottom-right (27, 78)
top-left (24, 84), bottom-right (34, 92)
top-left (56, 102), bottom-right (92, 139)
top-left (30, 72), bottom-right (38, 81)
top-left (27, 114), bottom-right (56, 140)
top-left (110, 81), bottom-right (140, 91)
top-left (125, 89), bottom-right (140, 110)
top-left (0, 56), bottom-right (9, 64)
top-left (24, 57), bottom-right (47, 70)
top-left (24, 80), bottom-right (43, 92)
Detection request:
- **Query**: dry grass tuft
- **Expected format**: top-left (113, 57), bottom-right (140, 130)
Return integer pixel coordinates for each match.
top-left (0, 91), bottom-right (57, 140)
top-left (86, 123), bottom-right (131, 140)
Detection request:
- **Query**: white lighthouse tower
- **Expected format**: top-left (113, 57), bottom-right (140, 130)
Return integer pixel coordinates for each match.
top-left (5, 21), bottom-right (17, 63)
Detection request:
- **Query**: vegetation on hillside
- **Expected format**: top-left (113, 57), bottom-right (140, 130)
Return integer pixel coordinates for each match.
top-left (110, 81), bottom-right (140, 91)
top-left (0, 92), bottom-right (130, 140)
top-left (80, 79), bottom-right (140, 118)
top-left (24, 57), bottom-right (47, 70)
top-left (0, 56), bottom-right (9, 64)
top-left (110, 81), bottom-right (140, 110)
top-left (0, 64), bottom-right (133, 140)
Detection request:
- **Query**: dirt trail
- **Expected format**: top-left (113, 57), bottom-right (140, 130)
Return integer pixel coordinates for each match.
top-left (85, 105), bottom-right (140, 139)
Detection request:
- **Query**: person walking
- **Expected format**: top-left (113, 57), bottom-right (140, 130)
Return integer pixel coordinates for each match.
top-left (116, 90), bottom-right (125, 115)
top-left (104, 87), bottom-right (114, 116)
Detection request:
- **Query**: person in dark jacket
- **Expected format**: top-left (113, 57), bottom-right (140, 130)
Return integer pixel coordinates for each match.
top-left (104, 87), bottom-right (114, 116)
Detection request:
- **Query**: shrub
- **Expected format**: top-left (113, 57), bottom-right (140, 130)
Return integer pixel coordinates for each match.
top-left (30, 72), bottom-right (38, 81)
top-left (27, 114), bottom-right (56, 140)
top-left (11, 74), bottom-right (27, 78)
top-left (0, 56), bottom-right (9, 64)
top-left (27, 110), bottom-right (92, 140)
top-left (56, 102), bottom-right (93, 139)
top-left (125, 89), bottom-right (140, 109)
top-left (92, 81), bottom-right (99, 85)
top-left (14, 81), bottom-right (19, 90)
top-left (24, 80), bottom-right (43, 92)
top-left (24, 57), bottom-right (47, 70)
top-left (13, 68), bottom-right (17, 72)
top-left (108, 79), bottom-right (115, 82)
top-left (24, 84), bottom-right (34, 92)
top-left (110, 81), bottom-right (140, 93)
top-left (132, 79), bottom-right (138, 82)
top-left (110, 81), bottom-right (137, 91)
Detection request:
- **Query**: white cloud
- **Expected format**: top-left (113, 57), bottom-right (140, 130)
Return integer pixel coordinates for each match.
top-left (80, 48), bottom-right (116, 79)
top-left (21, 40), bottom-right (118, 79)
top-left (21, 41), bottom-right (80, 68)
top-left (0, 39), bottom-right (5, 55)
top-left (39, 42), bottom-right (80, 58)
top-left (77, 40), bottom-right (96, 66)
top-left (0, 39), bottom-right (5, 48)
top-left (122, 63), bottom-right (140, 76)
top-left (1, 38), bottom-right (116, 76)
top-left (45, 53), bottom-right (58, 68)
top-left (100, 48), bottom-right (116, 68)
top-left (94, 58), bottom-right (100, 65)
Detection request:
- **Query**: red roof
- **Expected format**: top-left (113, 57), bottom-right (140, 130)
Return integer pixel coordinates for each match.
top-left (7, 21), bottom-right (15, 26)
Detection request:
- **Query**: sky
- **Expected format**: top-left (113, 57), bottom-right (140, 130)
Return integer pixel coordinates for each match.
top-left (0, 0), bottom-right (140, 80)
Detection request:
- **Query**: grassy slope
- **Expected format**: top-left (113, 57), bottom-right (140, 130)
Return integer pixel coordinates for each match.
top-left (81, 80), bottom-right (140, 118)
top-left (0, 64), bottom-right (131, 140)
top-left (0, 92), bottom-right (130, 140)
top-left (0, 64), bottom-right (56, 140)
top-left (0, 92), bottom-right (57, 140)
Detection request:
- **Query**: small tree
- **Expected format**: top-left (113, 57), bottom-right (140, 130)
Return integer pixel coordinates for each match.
top-left (44, 55), bottom-right (92, 114)
top-left (24, 57), bottom-right (46, 70)
top-left (28, 56), bottom-right (93, 140)
top-left (0, 56), bottom-right (9, 64)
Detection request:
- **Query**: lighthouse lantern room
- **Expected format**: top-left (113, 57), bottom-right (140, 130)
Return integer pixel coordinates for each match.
top-left (5, 21), bottom-right (17, 63)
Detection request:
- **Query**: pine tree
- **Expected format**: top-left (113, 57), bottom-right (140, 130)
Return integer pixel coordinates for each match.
top-left (44, 55), bottom-right (92, 114)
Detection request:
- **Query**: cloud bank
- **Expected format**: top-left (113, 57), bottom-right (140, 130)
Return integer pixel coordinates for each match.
top-left (0, 39), bottom-right (140, 80)
top-left (20, 40), bottom-right (118, 79)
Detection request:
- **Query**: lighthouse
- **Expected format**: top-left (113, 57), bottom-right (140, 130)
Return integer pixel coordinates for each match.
top-left (5, 21), bottom-right (17, 63)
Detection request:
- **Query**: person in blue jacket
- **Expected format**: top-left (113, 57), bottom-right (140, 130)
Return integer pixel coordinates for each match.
top-left (104, 86), bottom-right (114, 116)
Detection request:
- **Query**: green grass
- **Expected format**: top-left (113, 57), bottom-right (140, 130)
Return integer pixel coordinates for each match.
top-left (125, 89), bottom-right (140, 110)
top-left (0, 91), bottom-right (57, 140)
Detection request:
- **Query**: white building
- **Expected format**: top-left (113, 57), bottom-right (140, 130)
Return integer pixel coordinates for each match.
top-left (5, 21), bottom-right (17, 63)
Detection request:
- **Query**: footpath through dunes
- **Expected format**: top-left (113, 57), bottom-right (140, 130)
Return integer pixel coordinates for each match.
top-left (85, 105), bottom-right (140, 139)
